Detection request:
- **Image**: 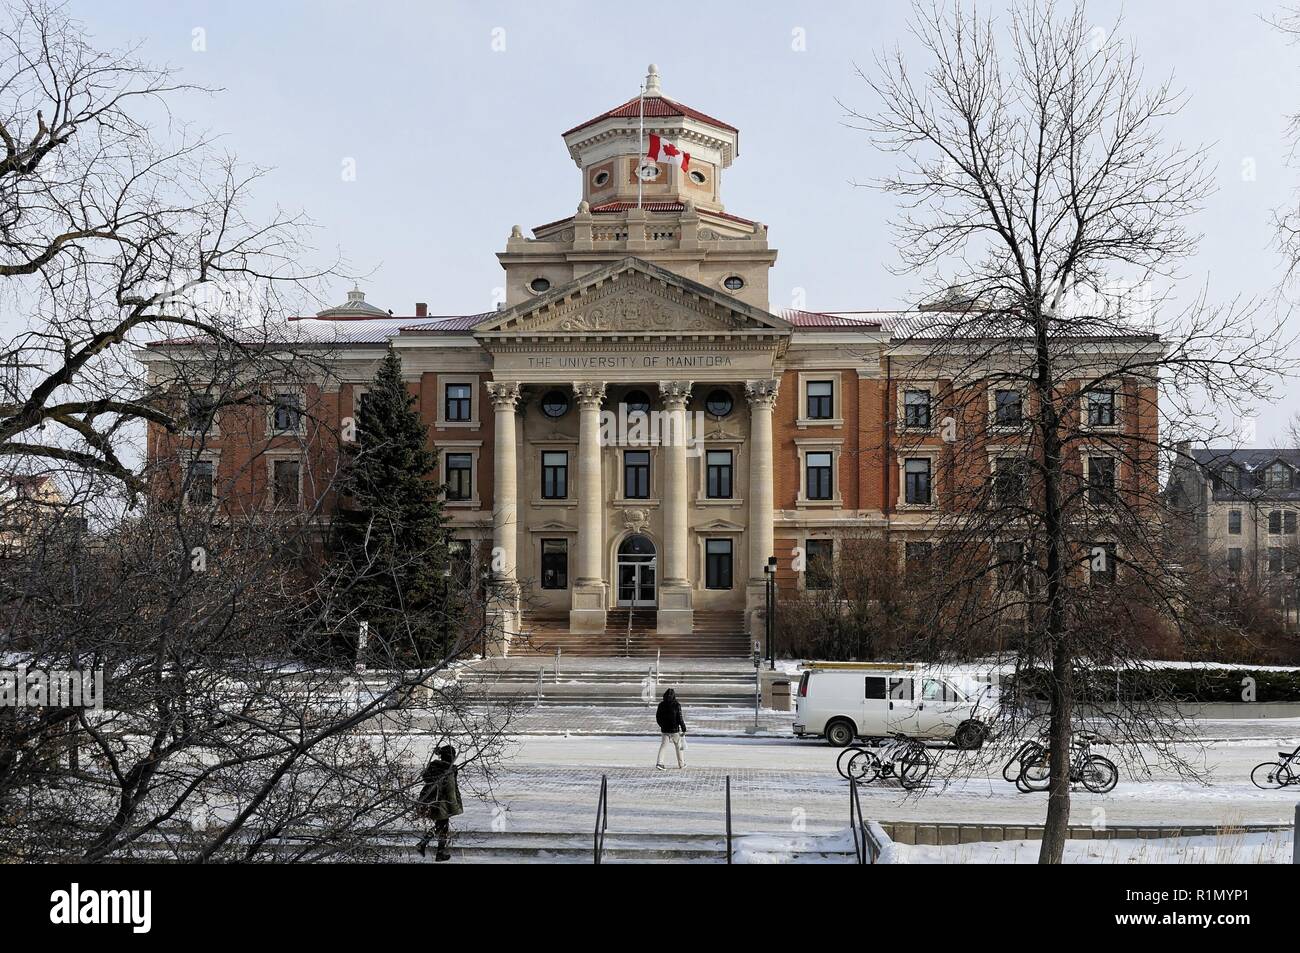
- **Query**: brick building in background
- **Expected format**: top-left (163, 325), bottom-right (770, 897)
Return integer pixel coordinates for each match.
top-left (140, 67), bottom-right (1161, 655)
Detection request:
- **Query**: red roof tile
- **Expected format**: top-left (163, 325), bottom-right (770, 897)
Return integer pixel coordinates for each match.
top-left (563, 94), bottom-right (737, 138)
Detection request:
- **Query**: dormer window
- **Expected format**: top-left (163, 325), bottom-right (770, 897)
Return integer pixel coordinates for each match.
top-left (1266, 462), bottom-right (1293, 489)
top-left (1219, 466), bottom-right (1240, 491)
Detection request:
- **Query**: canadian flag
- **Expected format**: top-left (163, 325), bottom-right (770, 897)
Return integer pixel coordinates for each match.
top-left (647, 133), bottom-right (691, 171)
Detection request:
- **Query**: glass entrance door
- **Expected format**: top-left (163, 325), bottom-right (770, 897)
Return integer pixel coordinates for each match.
top-left (615, 534), bottom-right (657, 607)
top-left (616, 560), bottom-right (656, 607)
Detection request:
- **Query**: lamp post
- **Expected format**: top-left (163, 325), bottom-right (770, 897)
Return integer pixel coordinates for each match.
top-left (764, 556), bottom-right (777, 671)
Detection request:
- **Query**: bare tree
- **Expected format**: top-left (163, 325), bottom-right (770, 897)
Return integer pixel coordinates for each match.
top-left (847, 0), bottom-right (1294, 862)
top-left (0, 0), bottom-right (336, 496)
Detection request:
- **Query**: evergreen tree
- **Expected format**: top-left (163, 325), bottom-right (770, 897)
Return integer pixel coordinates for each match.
top-left (332, 350), bottom-right (454, 664)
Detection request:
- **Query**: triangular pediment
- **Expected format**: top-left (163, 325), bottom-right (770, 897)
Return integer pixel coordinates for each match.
top-left (696, 517), bottom-right (746, 533)
top-left (474, 258), bottom-right (790, 337)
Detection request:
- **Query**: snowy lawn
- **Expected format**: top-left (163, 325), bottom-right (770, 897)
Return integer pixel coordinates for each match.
top-left (886, 830), bottom-right (1295, 864)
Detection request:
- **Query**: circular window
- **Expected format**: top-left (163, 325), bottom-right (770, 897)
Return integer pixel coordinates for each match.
top-left (541, 390), bottom-right (569, 418)
top-left (529, 277), bottom-right (551, 294)
top-left (592, 170), bottom-right (610, 187)
top-left (689, 169), bottom-right (707, 184)
top-left (624, 389), bottom-right (651, 414)
top-left (722, 275), bottom-right (745, 291)
top-left (636, 163), bottom-right (660, 182)
top-left (705, 389), bottom-right (734, 418)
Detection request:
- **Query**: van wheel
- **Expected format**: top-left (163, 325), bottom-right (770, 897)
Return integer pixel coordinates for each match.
top-left (825, 719), bottom-right (856, 748)
top-left (954, 720), bottom-right (987, 751)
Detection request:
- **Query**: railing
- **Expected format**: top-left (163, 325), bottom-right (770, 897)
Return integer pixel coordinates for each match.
top-left (1294, 804), bottom-right (1298, 865)
top-left (625, 608), bottom-right (633, 658)
top-left (725, 775), bottom-right (733, 864)
top-left (849, 776), bottom-right (873, 864)
top-left (594, 774), bottom-right (609, 865)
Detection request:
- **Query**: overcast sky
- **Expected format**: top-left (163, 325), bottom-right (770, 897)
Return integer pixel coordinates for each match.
top-left (66, 0), bottom-right (1300, 441)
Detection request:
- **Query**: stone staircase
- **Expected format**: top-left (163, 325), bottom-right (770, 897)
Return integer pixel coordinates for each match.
top-left (509, 609), bottom-right (750, 659)
top-left (456, 657), bottom-right (757, 707)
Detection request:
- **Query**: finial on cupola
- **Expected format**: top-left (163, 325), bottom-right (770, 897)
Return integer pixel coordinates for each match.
top-left (645, 63), bottom-right (661, 96)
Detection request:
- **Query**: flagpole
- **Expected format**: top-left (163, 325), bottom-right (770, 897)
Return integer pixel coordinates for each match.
top-left (637, 79), bottom-right (645, 210)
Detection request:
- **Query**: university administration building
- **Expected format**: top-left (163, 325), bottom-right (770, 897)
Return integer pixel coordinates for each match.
top-left (143, 68), bottom-right (1153, 655)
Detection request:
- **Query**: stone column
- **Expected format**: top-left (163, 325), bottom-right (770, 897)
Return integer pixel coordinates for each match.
top-left (486, 380), bottom-right (522, 653)
top-left (570, 381), bottom-right (608, 633)
top-left (745, 378), bottom-right (780, 636)
top-left (656, 380), bottom-right (694, 634)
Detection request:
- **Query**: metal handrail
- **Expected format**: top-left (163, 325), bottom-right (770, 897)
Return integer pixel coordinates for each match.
top-left (594, 774), bottom-right (609, 864)
top-left (625, 608), bottom-right (633, 657)
top-left (725, 775), bottom-right (733, 864)
top-left (849, 776), bottom-right (874, 864)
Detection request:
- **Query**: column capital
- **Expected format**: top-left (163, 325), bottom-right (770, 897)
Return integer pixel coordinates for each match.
top-left (573, 381), bottom-right (607, 408)
top-left (745, 378), bottom-right (780, 408)
top-left (657, 379), bottom-right (694, 409)
top-left (486, 380), bottom-right (522, 410)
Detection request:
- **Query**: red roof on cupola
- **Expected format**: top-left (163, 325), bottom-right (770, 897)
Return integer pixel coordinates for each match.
top-left (562, 92), bottom-right (738, 138)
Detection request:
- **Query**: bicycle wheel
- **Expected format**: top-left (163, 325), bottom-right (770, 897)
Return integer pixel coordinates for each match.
top-left (1004, 742), bottom-right (1041, 784)
top-left (1081, 755), bottom-right (1118, 794)
top-left (899, 748), bottom-right (932, 789)
top-left (1251, 761), bottom-right (1286, 790)
top-left (837, 745), bottom-right (865, 780)
top-left (847, 750), bottom-right (882, 783)
top-left (1019, 753), bottom-right (1051, 792)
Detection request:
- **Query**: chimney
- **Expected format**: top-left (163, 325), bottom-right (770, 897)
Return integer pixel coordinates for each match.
top-left (415, 302), bottom-right (428, 317)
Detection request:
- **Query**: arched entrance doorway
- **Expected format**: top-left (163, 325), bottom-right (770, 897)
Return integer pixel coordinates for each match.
top-left (615, 534), bottom-right (657, 607)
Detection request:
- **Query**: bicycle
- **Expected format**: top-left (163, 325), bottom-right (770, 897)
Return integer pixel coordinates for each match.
top-left (1018, 730), bottom-right (1118, 794)
top-left (836, 743), bottom-right (870, 781)
top-left (1250, 744), bottom-right (1299, 789)
top-left (1002, 736), bottom-right (1048, 785)
top-left (845, 734), bottom-right (933, 790)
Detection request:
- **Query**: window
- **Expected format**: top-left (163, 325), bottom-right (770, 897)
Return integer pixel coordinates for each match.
top-left (1087, 456), bottom-right (1116, 504)
top-left (722, 275), bottom-right (744, 291)
top-left (541, 451), bottom-right (568, 500)
top-left (1089, 542), bottom-right (1117, 586)
top-left (528, 277), bottom-right (551, 294)
top-left (540, 539), bottom-right (568, 590)
top-left (995, 540), bottom-right (1025, 589)
top-left (1220, 467), bottom-right (1240, 492)
top-left (888, 676), bottom-right (915, 701)
top-left (690, 169), bottom-right (709, 185)
top-left (1267, 510), bottom-right (1295, 535)
top-left (994, 389), bottom-right (1023, 426)
top-left (592, 170), bottom-right (610, 187)
top-left (806, 539), bottom-right (833, 590)
top-left (705, 538), bottom-right (733, 589)
top-left (272, 459), bottom-right (300, 506)
top-left (624, 450), bottom-right (650, 499)
top-left (185, 394), bottom-right (217, 434)
top-left (1085, 389), bottom-right (1116, 427)
top-left (1228, 510), bottom-right (1242, 535)
top-left (904, 541), bottom-right (932, 585)
top-left (1288, 512), bottom-right (1298, 535)
top-left (272, 392), bottom-right (302, 433)
top-left (903, 389), bottom-right (932, 429)
top-left (1269, 547), bottom-right (1283, 574)
top-left (541, 390), bottom-right (570, 418)
top-left (806, 380), bottom-right (834, 420)
top-left (448, 539), bottom-right (471, 589)
top-left (623, 390), bottom-right (652, 415)
top-left (806, 452), bottom-right (833, 501)
top-left (1266, 463), bottom-right (1293, 489)
top-left (445, 383), bottom-right (472, 422)
top-left (864, 676), bottom-right (888, 700)
top-left (445, 453), bottom-right (473, 501)
top-left (992, 457), bottom-right (1026, 505)
top-left (706, 450), bottom-right (733, 499)
top-left (1227, 547), bottom-right (1243, 573)
top-left (186, 459), bottom-right (214, 506)
top-left (904, 458), bottom-right (932, 505)
top-left (705, 389), bottom-right (734, 418)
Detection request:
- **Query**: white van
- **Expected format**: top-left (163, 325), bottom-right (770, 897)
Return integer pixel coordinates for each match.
top-left (793, 663), bottom-right (992, 749)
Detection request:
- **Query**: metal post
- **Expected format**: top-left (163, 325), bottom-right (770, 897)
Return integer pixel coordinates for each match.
top-left (753, 642), bottom-right (761, 729)
top-left (536, 667), bottom-right (543, 707)
top-left (554, 647), bottom-right (561, 683)
top-left (726, 775), bottom-right (733, 865)
top-left (1294, 804), bottom-right (1298, 865)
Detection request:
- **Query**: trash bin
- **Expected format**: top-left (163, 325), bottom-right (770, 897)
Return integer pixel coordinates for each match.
top-left (771, 679), bottom-right (792, 712)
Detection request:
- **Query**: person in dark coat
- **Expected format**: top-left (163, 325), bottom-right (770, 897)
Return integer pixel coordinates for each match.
top-left (416, 744), bottom-right (463, 860)
top-left (655, 688), bottom-right (687, 770)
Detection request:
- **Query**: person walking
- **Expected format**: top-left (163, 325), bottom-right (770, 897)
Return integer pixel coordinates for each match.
top-left (655, 688), bottom-right (687, 770)
top-left (415, 744), bottom-right (463, 861)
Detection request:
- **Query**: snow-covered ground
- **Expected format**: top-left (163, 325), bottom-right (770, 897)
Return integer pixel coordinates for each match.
top-left (886, 830), bottom-right (1295, 864)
